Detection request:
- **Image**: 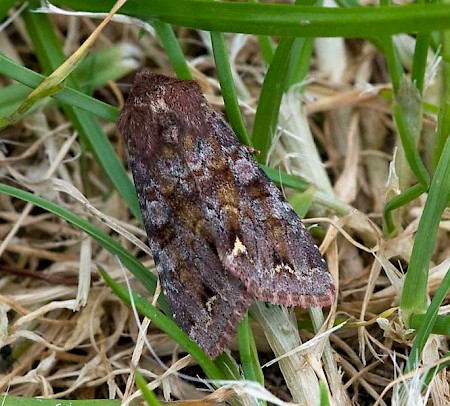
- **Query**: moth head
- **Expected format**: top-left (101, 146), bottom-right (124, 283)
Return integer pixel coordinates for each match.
top-left (118, 70), bottom-right (212, 157)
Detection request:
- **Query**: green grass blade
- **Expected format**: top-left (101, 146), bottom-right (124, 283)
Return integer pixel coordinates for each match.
top-left (152, 20), bottom-right (192, 80)
top-left (258, 36), bottom-right (275, 66)
top-left (211, 31), bottom-right (252, 146)
top-left (405, 268), bottom-right (450, 373)
top-left (434, 100), bottom-right (450, 168)
top-left (250, 0), bottom-right (275, 65)
top-left (320, 380), bottom-right (331, 406)
top-left (411, 33), bottom-right (431, 95)
top-left (252, 0), bottom-right (317, 163)
top-left (238, 314), bottom-right (265, 388)
top-left (410, 314), bottom-right (450, 336)
top-left (134, 370), bottom-right (161, 406)
top-left (383, 183), bottom-right (426, 237)
top-left (49, 0), bottom-right (450, 38)
top-left (383, 82), bottom-right (431, 236)
top-left (212, 352), bottom-right (242, 380)
top-left (288, 188), bottom-right (315, 219)
top-left (393, 80), bottom-right (430, 187)
top-left (252, 36), bottom-right (294, 163)
top-left (285, 37), bottom-right (314, 90)
top-left (400, 135), bottom-right (450, 321)
top-left (382, 37), bottom-right (403, 93)
top-left (262, 165), bottom-right (309, 191)
top-left (434, 26), bottom-right (450, 167)
top-left (0, 82), bottom-right (34, 118)
top-left (0, 0), bottom-right (15, 21)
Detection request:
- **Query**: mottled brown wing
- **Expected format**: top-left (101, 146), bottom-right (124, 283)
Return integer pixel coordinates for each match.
top-left (175, 87), bottom-right (335, 308)
top-left (117, 70), bottom-right (251, 359)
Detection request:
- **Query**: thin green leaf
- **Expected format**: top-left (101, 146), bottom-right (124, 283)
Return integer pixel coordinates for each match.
top-left (250, 0), bottom-right (275, 65)
top-left (384, 81), bottom-right (431, 236)
top-left (152, 20), bottom-right (192, 80)
top-left (410, 314), bottom-right (450, 337)
top-left (320, 380), bottom-right (331, 406)
top-left (288, 188), bottom-right (315, 219)
top-left (257, 37), bottom-right (275, 66)
top-left (400, 135), bottom-right (450, 321)
top-left (238, 315), bottom-right (264, 388)
top-left (393, 80), bottom-right (430, 187)
top-left (383, 183), bottom-right (426, 237)
top-left (134, 370), bottom-right (161, 406)
top-left (405, 268), bottom-right (450, 373)
top-left (285, 37), bottom-right (314, 90)
top-left (252, 36), bottom-right (295, 163)
top-left (411, 33), bottom-right (431, 95)
top-left (434, 25), bottom-right (450, 167)
top-left (211, 32), bottom-right (252, 146)
top-left (0, 0), bottom-right (15, 22)
top-left (50, 0), bottom-right (450, 38)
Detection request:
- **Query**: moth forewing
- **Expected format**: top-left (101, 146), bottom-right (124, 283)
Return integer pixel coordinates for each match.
top-left (117, 69), bottom-right (335, 359)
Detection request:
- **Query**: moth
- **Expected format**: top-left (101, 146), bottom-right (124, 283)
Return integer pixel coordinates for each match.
top-left (117, 70), bottom-right (334, 359)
